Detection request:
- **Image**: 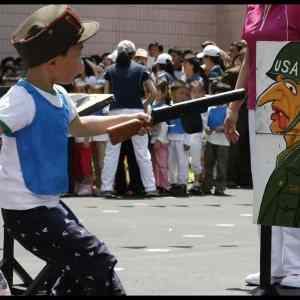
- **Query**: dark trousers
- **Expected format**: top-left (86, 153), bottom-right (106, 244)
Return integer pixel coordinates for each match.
top-left (203, 142), bottom-right (229, 192)
top-left (1, 201), bottom-right (125, 296)
top-left (227, 101), bottom-right (252, 187)
top-left (114, 140), bottom-right (144, 195)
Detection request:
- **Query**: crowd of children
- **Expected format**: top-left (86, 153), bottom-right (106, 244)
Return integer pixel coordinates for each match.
top-left (0, 39), bottom-right (252, 198)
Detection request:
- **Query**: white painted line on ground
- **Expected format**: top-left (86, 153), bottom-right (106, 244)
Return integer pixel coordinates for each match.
top-left (132, 203), bottom-right (149, 207)
top-left (182, 234), bottom-right (205, 238)
top-left (216, 224), bottom-right (235, 227)
top-left (240, 213), bottom-right (252, 217)
top-left (145, 248), bottom-right (171, 253)
top-left (101, 210), bottom-right (120, 213)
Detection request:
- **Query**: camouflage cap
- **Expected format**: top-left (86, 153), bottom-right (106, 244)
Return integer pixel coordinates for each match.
top-left (11, 5), bottom-right (100, 68)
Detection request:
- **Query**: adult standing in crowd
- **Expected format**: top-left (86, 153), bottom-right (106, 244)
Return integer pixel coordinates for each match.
top-left (134, 48), bottom-right (148, 66)
top-left (221, 40), bottom-right (252, 189)
top-left (168, 47), bottom-right (184, 80)
top-left (114, 47), bottom-right (148, 197)
top-left (101, 40), bottom-right (158, 198)
top-left (147, 41), bottom-right (163, 71)
top-left (227, 40), bottom-right (247, 68)
top-left (224, 4), bottom-right (300, 288)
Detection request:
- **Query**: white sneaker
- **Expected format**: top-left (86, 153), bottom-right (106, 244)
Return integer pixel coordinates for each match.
top-left (280, 275), bottom-right (300, 288)
top-left (245, 272), bottom-right (284, 286)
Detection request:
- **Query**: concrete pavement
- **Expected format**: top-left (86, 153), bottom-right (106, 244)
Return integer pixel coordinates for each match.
top-left (0, 188), bottom-right (261, 295)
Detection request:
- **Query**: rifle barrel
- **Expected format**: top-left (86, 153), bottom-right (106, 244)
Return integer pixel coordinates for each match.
top-left (151, 88), bottom-right (246, 124)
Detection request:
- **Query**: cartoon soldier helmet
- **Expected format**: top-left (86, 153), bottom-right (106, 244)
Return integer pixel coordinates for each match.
top-left (266, 42), bottom-right (300, 84)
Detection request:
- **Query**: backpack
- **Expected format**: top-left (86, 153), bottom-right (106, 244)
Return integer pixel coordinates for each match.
top-left (207, 106), bottom-right (227, 129)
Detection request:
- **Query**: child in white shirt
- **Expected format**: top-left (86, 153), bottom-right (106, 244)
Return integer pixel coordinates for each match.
top-left (187, 80), bottom-right (206, 195)
top-left (202, 84), bottom-right (231, 196)
top-left (167, 80), bottom-right (191, 197)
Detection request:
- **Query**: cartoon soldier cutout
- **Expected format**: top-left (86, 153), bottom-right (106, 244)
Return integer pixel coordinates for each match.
top-left (257, 42), bottom-right (300, 227)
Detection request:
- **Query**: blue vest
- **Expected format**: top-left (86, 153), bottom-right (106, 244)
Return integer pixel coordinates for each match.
top-left (207, 106), bottom-right (227, 129)
top-left (13, 79), bottom-right (69, 195)
top-left (168, 118), bottom-right (185, 134)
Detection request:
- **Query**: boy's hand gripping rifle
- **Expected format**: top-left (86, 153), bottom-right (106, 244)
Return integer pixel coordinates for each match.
top-left (106, 88), bottom-right (246, 145)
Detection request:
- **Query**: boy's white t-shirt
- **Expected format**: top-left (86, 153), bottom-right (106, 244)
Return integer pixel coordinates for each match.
top-left (0, 83), bottom-right (77, 210)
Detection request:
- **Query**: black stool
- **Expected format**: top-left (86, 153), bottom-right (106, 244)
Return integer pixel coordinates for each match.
top-left (0, 226), bottom-right (60, 295)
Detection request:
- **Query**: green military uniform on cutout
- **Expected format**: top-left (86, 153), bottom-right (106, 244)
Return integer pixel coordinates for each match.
top-left (258, 140), bottom-right (300, 227)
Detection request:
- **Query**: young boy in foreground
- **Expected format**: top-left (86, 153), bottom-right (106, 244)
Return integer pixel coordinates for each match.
top-left (0, 5), bottom-right (150, 295)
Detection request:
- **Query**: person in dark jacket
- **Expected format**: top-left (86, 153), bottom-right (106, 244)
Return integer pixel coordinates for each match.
top-left (101, 40), bottom-right (158, 198)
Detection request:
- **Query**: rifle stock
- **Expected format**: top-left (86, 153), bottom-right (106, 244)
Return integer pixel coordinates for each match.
top-left (106, 88), bottom-right (246, 145)
top-left (106, 118), bottom-right (145, 145)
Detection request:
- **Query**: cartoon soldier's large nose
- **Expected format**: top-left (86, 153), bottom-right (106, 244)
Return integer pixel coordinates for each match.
top-left (257, 82), bottom-right (284, 106)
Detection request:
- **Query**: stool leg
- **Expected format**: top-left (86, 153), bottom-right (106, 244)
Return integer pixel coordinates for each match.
top-left (1, 226), bottom-right (60, 295)
top-left (13, 258), bottom-right (33, 286)
top-left (1, 226), bottom-right (33, 290)
top-left (23, 265), bottom-right (60, 296)
top-left (0, 227), bottom-right (14, 287)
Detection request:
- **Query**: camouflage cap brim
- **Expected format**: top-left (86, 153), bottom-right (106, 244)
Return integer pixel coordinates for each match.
top-left (77, 20), bottom-right (100, 44)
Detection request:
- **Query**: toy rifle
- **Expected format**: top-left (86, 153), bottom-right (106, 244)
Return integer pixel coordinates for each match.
top-left (106, 88), bottom-right (246, 145)
top-left (69, 93), bottom-right (114, 116)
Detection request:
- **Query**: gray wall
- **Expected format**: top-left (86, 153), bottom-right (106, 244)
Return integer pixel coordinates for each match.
top-left (0, 4), bottom-right (245, 58)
